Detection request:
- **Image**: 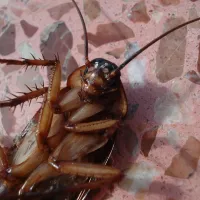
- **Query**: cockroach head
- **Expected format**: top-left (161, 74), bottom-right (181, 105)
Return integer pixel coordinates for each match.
top-left (79, 58), bottom-right (120, 101)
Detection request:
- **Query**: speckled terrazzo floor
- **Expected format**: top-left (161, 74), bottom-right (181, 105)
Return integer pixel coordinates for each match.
top-left (0, 0), bottom-right (200, 200)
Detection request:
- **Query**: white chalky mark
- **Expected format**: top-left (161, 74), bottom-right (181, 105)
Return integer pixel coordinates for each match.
top-left (151, 10), bottom-right (163, 24)
top-left (17, 42), bottom-right (38, 59)
top-left (154, 93), bottom-right (195, 125)
top-left (120, 161), bottom-right (159, 194)
top-left (167, 129), bottom-right (180, 147)
top-left (124, 42), bottom-right (140, 60)
top-left (127, 58), bottom-right (147, 88)
top-left (154, 93), bottom-right (183, 124)
top-left (41, 21), bottom-right (70, 43)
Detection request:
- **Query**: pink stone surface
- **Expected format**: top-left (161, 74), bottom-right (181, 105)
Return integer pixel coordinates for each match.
top-left (0, 0), bottom-right (200, 199)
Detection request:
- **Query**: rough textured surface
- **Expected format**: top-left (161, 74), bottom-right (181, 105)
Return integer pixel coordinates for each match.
top-left (156, 17), bottom-right (187, 83)
top-left (0, 1), bottom-right (200, 200)
top-left (85, 22), bottom-right (135, 47)
top-left (0, 24), bottom-right (16, 55)
top-left (128, 1), bottom-right (150, 23)
top-left (165, 136), bottom-right (200, 178)
top-left (159, 0), bottom-right (180, 6)
top-left (40, 21), bottom-right (78, 81)
top-left (84, 0), bottom-right (101, 20)
top-left (20, 20), bottom-right (38, 37)
top-left (47, 2), bottom-right (74, 20)
top-left (141, 126), bottom-right (159, 157)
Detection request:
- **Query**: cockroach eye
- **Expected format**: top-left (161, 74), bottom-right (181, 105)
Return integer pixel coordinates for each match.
top-left (102, 68), bottom-right (109, 74)
top-left (94, 62), bottom-right (99, 68)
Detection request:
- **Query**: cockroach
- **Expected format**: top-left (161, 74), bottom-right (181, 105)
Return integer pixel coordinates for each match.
top-left (0, 0), bottom-right (199, 199)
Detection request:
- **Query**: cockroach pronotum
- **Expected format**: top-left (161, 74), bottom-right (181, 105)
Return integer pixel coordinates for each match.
top-left (0, 1), bottom-right (199, 199)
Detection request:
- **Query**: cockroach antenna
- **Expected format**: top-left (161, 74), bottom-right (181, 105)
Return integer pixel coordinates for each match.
top-left (110, 17), bottom-right (200, 77)
top-left (72, 0), bottom-right (89, 66)
top-left (71, 1), bottom-right (200, 78)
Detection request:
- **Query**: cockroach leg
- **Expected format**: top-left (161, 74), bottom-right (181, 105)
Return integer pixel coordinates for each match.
top-left (48, 132), bottom-right (109, 163)
top-left (64, 119), bottom-right (119, 133)
top-left (0, 87), bottom-right (48, 109)
top-left (1, 179), bottom-right (119, 200)
top-left (55, 87), bottom-right (82, 114)
top-left (68, 103), bottom-right (105, 124)
top-left (0, 58), bottom-right (56, 68)
top-left (7, 112), bottom-right (49, 178)
top-left (48, 60), bottom-right (61, 105)
top-left (36, 97), bottom-right (54, 150)
top-left (0, 178), bottom-right (21, 196)
top-left (36, 59), bottom-right (61, 150)
top-left (46, 114), bottom-right (66, 150)
top-left (0, 147), bottom-right (23, 196)
top-left (61, 178), bottom-right (120, 192)
top-left (0, 57), bottom-right (59, 111)
top-left (19, 162), bottom-right (60, 195)
top-left (50, 161), bottom-right (121, 179)
top-left (19, 139), bottom-right (118, 196)
top-left (46, 161), bottom-right (123, 193)
top-left (76, 140), bottom-right (116, 200)
top-left (0, 146), bottom-right (8, 172)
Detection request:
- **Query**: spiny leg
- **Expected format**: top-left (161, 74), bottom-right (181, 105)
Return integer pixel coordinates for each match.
top-left (0, 55), bottom-right (62, 150)
top-left (0, 86), bottom-right (48, 110)
top-left (0, 55), bottom-right (60, 110)
top-left (36, 59), bottom-right (61, 150)
top-left (0, 55), bottom-right (58, 69)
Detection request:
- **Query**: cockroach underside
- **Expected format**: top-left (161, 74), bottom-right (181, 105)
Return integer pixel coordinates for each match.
top-left (0, 0), bottom-right (199, 200)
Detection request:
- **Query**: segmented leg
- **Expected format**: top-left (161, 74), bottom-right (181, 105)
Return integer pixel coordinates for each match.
top-left (1, 178), bottom-right (120, 200)
top-left (48, 132), bottom-right (108, 163)
top-left (68, 103), bottom-right (105, 124)
top-left (17, 161), bottom-right (122, 197)
top-left (0, 87), bottom-right (48, 109)
top-left (0, 178), bottom-right (21, 197)
top-left (0, 146), bottom-right (8, 172)
top-left (0, 56), bottom-right (59, 109)
top-left (0, 57), bottom-right (56, 68)
top-left (51, 161), bottom-right (121, 179)
top-left (64, 119), bottom-right (119, 132)
top-left (36, 59), bottom-right (61, 150)
top-left (19, 162), bottom-right (60, 194)
top-left (0, 146), bottom-right (22, 196)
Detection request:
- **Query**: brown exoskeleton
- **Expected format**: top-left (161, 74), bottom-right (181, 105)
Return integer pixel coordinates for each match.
top-left (0, 0), bottom-right (199, 199)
